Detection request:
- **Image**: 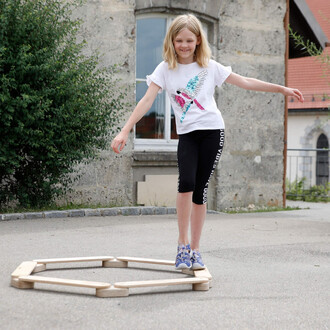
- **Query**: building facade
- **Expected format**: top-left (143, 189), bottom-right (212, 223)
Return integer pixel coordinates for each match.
top-left (287, 0), bottom-right (329, 189)
top-left (63, 0), bottom-right (288, 210)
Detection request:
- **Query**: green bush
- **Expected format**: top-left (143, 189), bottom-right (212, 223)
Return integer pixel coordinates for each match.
top-left (0, 0), bottom-right (126, 208)
top-left (286, 178), bottom-right (330, 202)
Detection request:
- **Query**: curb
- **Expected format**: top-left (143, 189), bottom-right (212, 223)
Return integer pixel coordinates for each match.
top-left (0, 207), bottom-right (220, 221)
top-left (0, 207), bottom-right (176, 221)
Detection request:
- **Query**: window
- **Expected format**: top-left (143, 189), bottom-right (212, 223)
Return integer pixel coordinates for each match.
top-left (135, 16), bottom-right (178, 151)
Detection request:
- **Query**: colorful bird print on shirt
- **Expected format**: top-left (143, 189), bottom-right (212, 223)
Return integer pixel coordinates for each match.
top-left (172, 70), bottom-right (208, 123)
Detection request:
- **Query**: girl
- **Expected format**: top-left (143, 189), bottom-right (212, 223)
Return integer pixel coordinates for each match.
top-left (111, 14), bottom-right (304, 270)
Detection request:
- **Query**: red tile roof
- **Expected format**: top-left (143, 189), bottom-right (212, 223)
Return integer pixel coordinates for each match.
top-left (305, 0), bottom-right (330, 40)
top-left (288, 47), bottom-right (330, 109)
top-left (288, 0), bottom-right (330, 109)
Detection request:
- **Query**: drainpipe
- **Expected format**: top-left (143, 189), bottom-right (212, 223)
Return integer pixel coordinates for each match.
top-left (283, 0), bottom-right (289, 207)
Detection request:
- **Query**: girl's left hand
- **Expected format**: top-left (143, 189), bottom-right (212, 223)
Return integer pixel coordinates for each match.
top-left (282, 87), bottom-right (304, 103)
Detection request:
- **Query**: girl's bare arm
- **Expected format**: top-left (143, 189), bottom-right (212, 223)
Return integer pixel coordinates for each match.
top-left (111, 82), bottom-right (161, 153)
top-left (226, 72), bottom-right (304, 103)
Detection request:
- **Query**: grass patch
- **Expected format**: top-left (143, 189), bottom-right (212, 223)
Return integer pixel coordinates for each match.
top-left (286, 179), bottom-right (330, 202)
top-left (224, 206), bottom-right (300, 214)
top-left (287, 195), bottom-right (330, 203)
top-left (0, 202), bottom-right (121, 214)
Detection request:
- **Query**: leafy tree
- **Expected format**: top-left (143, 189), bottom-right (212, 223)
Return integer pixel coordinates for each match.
top-left (0, 0), bottom-right (126, 208)
top-left (289, 26), bottom-right (329, 103)
top-left (289, 26), bottom-right (324, 57)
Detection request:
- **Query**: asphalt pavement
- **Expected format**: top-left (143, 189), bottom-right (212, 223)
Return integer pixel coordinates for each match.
top-left (1, 201), bottom-right (329, 329)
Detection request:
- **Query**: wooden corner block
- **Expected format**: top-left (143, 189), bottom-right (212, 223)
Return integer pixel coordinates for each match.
top-left (102, 259), bottom-right (128, 268)
top-left (194, 267), bottom-right (212, 280)
top-left (96, 285), bottom-right (129, 298)
top-left (32, 263), bottom-right (47, 273)
top-left (192, 281), bottom-right (209, 291)
top-left (11, 277), bottom-right (34, 289)
top-left (11, 261), bottom-right (37, 278)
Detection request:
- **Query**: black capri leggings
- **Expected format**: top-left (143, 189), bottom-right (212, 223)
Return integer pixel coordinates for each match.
top-left (177, 129), bottom-right (225, 204)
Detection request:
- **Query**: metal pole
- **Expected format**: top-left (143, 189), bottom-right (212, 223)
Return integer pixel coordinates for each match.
top-left (283, 0), bottom-right (290, 207)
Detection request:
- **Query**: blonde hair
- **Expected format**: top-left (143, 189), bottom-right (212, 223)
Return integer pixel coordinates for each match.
top-left (163, 14), bottom-right (211, 70)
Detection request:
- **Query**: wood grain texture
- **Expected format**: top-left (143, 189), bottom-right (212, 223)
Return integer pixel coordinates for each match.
top-left (33, 256), bottom-right (115, 264)
top-left (11, 261), bottom-right (37, 278)
top-left (117, 257), bottom-right (175, 266)
top-left (114, 277), bottom-right (208, 289)
top-left (19, 275), bottom-right (111, 289)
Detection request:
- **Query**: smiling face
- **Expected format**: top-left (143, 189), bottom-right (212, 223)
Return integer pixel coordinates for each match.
top-left (173, 28), bottom-right (201, 64)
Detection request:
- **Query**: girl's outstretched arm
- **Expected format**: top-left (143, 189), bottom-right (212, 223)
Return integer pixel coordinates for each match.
top-left (225, 72), bottom-right (304, 103)
top-left (111, 82), bottom-right (161, 154)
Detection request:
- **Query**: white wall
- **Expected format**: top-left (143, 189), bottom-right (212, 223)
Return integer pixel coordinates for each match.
top-left (287, 113), bottom-right (329, 186)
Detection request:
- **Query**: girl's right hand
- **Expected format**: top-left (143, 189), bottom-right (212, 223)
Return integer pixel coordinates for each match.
top-left (111, 131), bottom-right (129, 154)
top-left (281, 86), bottom-right (304, 103)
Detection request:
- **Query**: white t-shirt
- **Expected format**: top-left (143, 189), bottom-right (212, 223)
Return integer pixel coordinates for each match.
top-left (146, 59), bottom-right (232, 134)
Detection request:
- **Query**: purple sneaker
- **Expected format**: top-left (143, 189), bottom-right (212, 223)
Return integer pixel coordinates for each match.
top-left (175, 244), bottom-right (191, 270)
top-left (191, 250), bottom-right (206, 270)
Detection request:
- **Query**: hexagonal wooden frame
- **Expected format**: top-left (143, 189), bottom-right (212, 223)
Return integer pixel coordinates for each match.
top-left (11, 256), bottom-right (212, 298)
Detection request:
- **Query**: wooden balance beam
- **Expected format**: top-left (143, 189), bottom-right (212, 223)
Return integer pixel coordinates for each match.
top-left (11, 256), bottom-right (212, 298)
top-left (114, 277), bottom-right (209, 289)
top-left (18, 275), bottom-right (111, 289)
top-left (116, 257), bottom-right (175, 266)
top-left (97, 277), bottom-right (209, 298)
top-left (33, 256), bottom-right (115, 264)
top-left (32, 256), bottom-right (115, 272)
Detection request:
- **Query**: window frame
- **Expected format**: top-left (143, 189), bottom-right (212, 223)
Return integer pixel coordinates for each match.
top-left (134, 14), bottom-right (178, 152)
top-left (134, 14), bottom-right (209, 152)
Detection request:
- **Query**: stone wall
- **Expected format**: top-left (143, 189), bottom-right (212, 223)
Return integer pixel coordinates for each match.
top-left (61, 0), bottom-right (137, 207)
top-left (64, 0), bottom-right (287, 210)
top-left (215, 0), bottom-right (287, 209)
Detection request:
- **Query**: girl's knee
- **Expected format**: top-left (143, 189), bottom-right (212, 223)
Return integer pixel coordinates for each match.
top-left (192, 188), bottom-right (208, 204)
top-left (178, 178), bottom-right (195, 193)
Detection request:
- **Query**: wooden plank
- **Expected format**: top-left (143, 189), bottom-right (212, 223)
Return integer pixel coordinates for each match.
top-left (114, 277), bottom-right (208, 289)
top-left (19, 275), bottom-right (111, 289)
top-left (11, 261), bottom-right (37, 278)
top-left (33, 256), bottom-right (115, 264)
top-left (117, 257), bottom-right (175, 266)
